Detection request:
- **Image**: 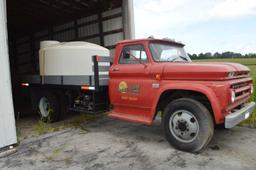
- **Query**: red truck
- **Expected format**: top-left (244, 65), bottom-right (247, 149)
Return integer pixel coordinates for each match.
top-left (21, 38), bottom-right (255, 152)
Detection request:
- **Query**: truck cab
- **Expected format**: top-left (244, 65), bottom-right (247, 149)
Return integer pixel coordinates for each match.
top-left (108, 38), bottom-right (255, 152)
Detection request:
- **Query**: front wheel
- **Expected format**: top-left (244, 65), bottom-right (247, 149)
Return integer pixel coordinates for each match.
top-left (163, 98), bottom-right (214, 153)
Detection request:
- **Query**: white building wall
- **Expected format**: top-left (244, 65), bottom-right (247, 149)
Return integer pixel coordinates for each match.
top-left (0, 0), bottom-right (17, 148)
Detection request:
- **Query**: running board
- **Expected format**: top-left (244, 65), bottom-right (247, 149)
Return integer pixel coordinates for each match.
top-left (108, 111), bottom-right (152, 125)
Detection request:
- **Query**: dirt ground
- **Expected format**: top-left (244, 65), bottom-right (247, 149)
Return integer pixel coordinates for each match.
top-left (0, 113), bottom-right (256, 170)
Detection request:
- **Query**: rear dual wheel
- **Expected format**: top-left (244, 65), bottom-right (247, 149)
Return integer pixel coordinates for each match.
top-left (163, 98), bottom-right (214, 153)
top-left (38, 93), bottom-right (60, 123)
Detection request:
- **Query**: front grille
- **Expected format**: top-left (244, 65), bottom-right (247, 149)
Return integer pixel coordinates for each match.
top-left (231, 82), bottom-right (251, 100)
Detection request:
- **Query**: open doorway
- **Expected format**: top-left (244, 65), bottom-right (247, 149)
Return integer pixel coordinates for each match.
top-left (6, 0), bottom-right (134, 140)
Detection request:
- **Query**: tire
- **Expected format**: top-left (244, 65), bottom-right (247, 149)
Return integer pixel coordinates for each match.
top-left (38, 92), bottom-right (60, 123)
top-left (163, 98), bottom-right (214, 153)
top-left (56, 91), bottom-right (68, 120)
top-left (215, 123), bottom-right (228, 130)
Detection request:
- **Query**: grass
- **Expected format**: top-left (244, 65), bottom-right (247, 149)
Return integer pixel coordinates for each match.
top-left (31, 113), bottom-right (106, 136)
top-left (63, 113), bottom-right (106, 132)
top-left (32, 120), bottom-right (56, 136)
top-left (194, 58), bottom-right (256, 127)
top-left (46, 144), bottom-right (67, 161)
top-left (30, 144), bottom-right (77, 165)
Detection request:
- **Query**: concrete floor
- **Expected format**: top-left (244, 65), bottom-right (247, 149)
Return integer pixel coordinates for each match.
top-left (0, 114), bottom-right (256, 170)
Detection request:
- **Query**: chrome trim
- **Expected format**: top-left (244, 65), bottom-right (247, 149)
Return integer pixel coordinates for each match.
top-left (225, 102), bottom-right (255, 128)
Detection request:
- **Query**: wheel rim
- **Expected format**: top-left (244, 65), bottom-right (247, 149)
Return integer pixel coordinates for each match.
top-left (169, 110), bottom-right (199, 143)
top-left (39, 97), bottom-right (50, 117)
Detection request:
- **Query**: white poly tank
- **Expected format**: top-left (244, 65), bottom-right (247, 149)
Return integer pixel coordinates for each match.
top-left (39, 41), bottom-right (110, 76)
top-left (40, 40), bottom-right (60, 48)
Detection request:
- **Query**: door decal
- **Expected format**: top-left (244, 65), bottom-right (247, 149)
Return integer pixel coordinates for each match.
top-left (118, 81), bottom-right (128, 93)
top-left (118, 81), bottom-right (140, 95)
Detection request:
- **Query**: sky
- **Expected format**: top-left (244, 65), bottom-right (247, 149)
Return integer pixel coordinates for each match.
top-left (133, 0), bottom-right (256, 54)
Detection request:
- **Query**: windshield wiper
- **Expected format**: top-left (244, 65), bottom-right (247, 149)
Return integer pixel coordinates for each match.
top-left (179, 56), bottom-right (188, 61)
top-left (168, 57), bottom-right (178, 62)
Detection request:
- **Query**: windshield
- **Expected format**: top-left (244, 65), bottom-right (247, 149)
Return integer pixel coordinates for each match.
top-left (149, 43), bottom-right (191, 62)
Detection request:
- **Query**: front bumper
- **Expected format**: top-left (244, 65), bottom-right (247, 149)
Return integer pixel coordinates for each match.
top-left (225, 102), bottom-right (255, 128)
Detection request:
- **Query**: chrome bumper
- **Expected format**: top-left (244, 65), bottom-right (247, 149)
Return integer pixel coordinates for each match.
top-left (225, 102), bottom-right (255, 128)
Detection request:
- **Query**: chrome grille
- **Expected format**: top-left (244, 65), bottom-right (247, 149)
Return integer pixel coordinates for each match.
top-left (231, 82), bottom-right (251, 99)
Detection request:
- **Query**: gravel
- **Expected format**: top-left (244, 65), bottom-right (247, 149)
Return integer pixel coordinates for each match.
top-left (0, 116), bottom-right (256, 170)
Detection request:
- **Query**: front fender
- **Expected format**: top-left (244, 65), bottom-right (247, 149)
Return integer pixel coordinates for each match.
top-left (151, 82), bottom-right (223, 124)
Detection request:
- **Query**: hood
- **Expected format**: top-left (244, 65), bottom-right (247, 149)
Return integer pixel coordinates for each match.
top-left (162, 62), bottom-right (250, 81)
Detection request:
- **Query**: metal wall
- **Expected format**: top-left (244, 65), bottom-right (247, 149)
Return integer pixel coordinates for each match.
top-left (9, 0), bottom-right (135, 76)
top-left (0, 0), bottom-right (17, 149)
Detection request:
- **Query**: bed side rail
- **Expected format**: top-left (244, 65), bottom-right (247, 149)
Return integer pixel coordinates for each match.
top-left (92, 55), bottom-right (113, 91)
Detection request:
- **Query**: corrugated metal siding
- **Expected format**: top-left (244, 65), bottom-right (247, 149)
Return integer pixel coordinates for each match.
top-left (16, 43), bottom-right (30, 54)
top-left (77, 14), bottom-right (98, 24)
top-left (18, 53), bottom-right (30, 64)
top-left (103, 17), bottom-right (123, 32)
top-left (53, 30), bottom-right (76, 41)
top-left (34, 29), bottom-right (48, 38)
top-left (0, 0), bottom-right (17, 148)
top-left (12, 6), bottom-right (127, 75)
top-left (53, 21), bottom-right (75, 32)
top-left (104, 32), bottom-right (124, 47)
top-left (16, 36), bottom-right (30, 44)
top-left (85, 37), bottom-right (101, 45)
top-left (102, 7), bottom-right (122, 17)
top-left (78, 23), bottom-right (99, 38)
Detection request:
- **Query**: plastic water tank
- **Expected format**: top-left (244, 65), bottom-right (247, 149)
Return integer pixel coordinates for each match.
top-left (40, 40), bottom-right (60, 48)
top-left (39, 41), bottom-right (110, 76)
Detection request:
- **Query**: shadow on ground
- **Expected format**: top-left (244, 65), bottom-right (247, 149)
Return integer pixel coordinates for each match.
top-left (1, 113), bottom-right (256, 170)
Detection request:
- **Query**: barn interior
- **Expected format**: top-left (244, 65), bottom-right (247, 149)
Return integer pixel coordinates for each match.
top-left (6, 0), bottom-right (128, 124)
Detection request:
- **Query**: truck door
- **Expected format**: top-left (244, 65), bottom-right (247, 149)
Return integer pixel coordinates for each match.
top-left (109, 44), bottom-right (152, 123)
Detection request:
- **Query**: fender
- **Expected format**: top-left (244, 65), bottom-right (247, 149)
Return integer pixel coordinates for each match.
top-left (149, 82), bottom-right (223, 124)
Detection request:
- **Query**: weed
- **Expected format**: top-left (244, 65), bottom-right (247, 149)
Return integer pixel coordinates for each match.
top-left (30, 144), bottom-right (77, 165)
top-left (241, 111), bottom-right (256, 128)
top-left (69, 113), bottom-right (105, 131)
top-left (16, 128), bottom-right (22, 143)
top-left (29, 113), bottom-right (105, 137)
top-left (32, 120), bottom-right (56, 136)
top-left (46, 144), bottom-right (67, 161)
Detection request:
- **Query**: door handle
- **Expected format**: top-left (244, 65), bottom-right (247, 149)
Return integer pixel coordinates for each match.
top-left (112, 68), bottom-right (120, 71)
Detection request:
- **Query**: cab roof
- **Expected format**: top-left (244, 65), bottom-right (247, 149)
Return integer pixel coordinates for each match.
top-left (116, 38), bottom-right (185, 47)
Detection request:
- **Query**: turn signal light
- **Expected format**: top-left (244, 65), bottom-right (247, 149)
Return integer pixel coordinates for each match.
top-left (155, 74), bottom-right (161, 80)
top-left (81, 86), bottom-right (90, 90)
top-left (81, 86), bottom-right (95, 91)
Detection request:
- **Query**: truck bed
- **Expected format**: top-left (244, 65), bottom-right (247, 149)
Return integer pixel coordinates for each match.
top-left (19, 55), bottom-right (112, 90)
top-left (20, 75), bottom-right (109, 87)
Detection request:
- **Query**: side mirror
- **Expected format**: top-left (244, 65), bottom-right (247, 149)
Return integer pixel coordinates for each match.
top-left (124, 52), bottom-right (130, 59)
top-left (125, 51), bottom-right (148, 68)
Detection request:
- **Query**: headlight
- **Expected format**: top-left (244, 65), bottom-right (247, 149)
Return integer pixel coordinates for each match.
top-left (228, 72), bottom-right (235, 78)
top-left (231, 90), bottom-right (236, 103)
top-left (251, 84), bottom-right (254, 94)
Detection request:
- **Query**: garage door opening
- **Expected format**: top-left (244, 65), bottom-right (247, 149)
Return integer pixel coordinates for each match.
top-left (5, 0), bottom-right (134, 142)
